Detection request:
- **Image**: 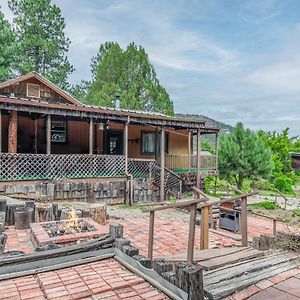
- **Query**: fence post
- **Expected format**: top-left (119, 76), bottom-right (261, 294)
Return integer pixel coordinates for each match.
top-left (240, 196), bottom-right (248, 247)
top-left (187, 204), bottom-right (197, 264)
top-left (148, 211), bottom-right (155, 264)
top-left (200, 206), bottom-right (209, 250)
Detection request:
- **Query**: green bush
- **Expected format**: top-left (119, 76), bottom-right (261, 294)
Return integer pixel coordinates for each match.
top-left (273, 174), bottom-right (294, 193)
top-left (292, 209), bottom-right (300, 217)
top-left (250, 201), bottom-right (278, 210)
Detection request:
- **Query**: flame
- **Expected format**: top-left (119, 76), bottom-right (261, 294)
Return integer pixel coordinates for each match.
top-left (69, 207), bottom-right (78, 227)
top-left (63, 207), bottom-right (79, 233)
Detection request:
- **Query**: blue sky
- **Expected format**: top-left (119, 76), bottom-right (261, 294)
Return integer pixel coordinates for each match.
top-left (1, 0), bottom-right (300, 135)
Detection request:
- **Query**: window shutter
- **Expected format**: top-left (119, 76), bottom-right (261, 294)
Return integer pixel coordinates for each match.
top-left (27, 83), bottom-right (40, 98)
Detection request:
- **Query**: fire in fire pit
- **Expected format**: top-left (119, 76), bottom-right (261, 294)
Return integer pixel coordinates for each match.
top-left (43, 208), bottom-right (96, 237)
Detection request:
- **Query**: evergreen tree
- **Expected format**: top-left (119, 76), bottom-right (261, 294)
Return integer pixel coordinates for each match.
top-left (219, 123), bottom-right (274, 190)
top-left (8, 0), bottom-right (73, 89)
top-left (84, 42), bottom-right (174, 115)
top-left (0, 9), bottom-right (16, 81)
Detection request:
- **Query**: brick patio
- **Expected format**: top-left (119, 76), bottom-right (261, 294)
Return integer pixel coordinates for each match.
top-left (0, 258), bottom-right (168, 300)
top-left (2, 212), bottom-right (300, 300)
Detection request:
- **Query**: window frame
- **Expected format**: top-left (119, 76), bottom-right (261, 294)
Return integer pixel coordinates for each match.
top-left (50, 120), bottom-right (68, 143)
top-left (140, 130), bottom-right (169, 155)
top-left (26, 83), bottom-right (41, 99)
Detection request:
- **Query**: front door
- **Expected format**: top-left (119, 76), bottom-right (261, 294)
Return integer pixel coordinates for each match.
top-left (105, 130), bottom-right (123, 155)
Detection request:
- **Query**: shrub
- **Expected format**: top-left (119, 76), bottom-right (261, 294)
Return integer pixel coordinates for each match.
top-left (273, 174), bottom-right (294, 193)
top-left (250, 201), bottom-right (278, 210)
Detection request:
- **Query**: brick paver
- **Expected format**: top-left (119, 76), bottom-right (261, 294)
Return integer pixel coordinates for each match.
top-left (0, 259), bottom-right (168, 300)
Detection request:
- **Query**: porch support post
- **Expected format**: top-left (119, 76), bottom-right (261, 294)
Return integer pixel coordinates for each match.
top-left (46, 114), bottom-right (51, 155)
top-left (160, 127), bottom-right (165, 202)
top-left (8, 110), bottom-right (18, 153)
top-left (188, 130), bottom-right (192, 171)
top-left (215, 132), bottom-right (219, 172)
top-left (124, 121), bottom-right (128, 172)
top-left (89, 117), bottom-right (94, 154)
top-left (196, 129), bottom-right (201, 189)
top-left (0, 109), bottom-right (2, 153)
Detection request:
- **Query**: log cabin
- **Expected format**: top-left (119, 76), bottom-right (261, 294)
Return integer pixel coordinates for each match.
top-left (0, 72), bottom-right (219, 204)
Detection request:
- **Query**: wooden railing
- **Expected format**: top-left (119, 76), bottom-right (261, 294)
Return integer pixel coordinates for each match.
top-left (0, 153), bottom-right (126, 181)
top-left (165, 154), bottom-right (217, 171)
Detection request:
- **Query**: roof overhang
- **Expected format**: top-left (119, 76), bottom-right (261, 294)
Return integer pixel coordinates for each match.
top-left (0, 96), bottom-right (219, 132)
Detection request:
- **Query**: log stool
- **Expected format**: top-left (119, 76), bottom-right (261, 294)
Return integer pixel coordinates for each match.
top-left (5, 204), bottom-right (24, 226)
top-left (35, 203), bottom-right (54, 222)
top-left (0, 198), bottom-right (7, 212)
top-left (14, 207), bottom-right (33, 230)
top-left (90, 204), bottom-right (107, 225)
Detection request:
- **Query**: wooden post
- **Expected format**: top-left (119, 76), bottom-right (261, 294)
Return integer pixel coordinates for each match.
top-left (46, 114), bottom-right (51, 155)
top-left (188, 130), bottom-right (192, 171)
top-left (89, 117), bottom-right (94, 154)
top-left (196, 129), bottom-right (201, 189)
top-left (273, 219), bottom-right (277, 235)
top-left (0, 109), bottom-right (2, 153)
top-left (200, 206), bottom-right (209, 250)
top-left (187, 204), bottom-right (197, 264)
top-left (124, 122), bottom-right (128, 173)
top-left (148, 211), bottom-right (155, 262)
top-left (160, 127), bottom-right (165, 202)
top-left (215, 132), bottom-right (218, 172)
top-left (8, 110), bottom-right (18, 153)
top-left (240, 196), bottom-right (248, 247)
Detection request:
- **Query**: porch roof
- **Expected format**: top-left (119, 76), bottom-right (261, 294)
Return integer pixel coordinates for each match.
top-left (0, 95), bottom-right (219, 133)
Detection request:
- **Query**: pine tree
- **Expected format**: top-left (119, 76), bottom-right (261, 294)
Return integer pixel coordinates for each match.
top-left (218, 122), bottom-right (274, 189)
top-left (84, 42), bottom-right (174, 115)
top-left (8, 0), bottom-right (73, 89)
top-left (0, 9), bottom-right (16, 81)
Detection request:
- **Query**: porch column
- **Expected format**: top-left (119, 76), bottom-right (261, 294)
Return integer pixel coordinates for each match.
top-left (188, 130), bottom-right (192, 171)
top-left (0, 109), bottom-right (2, 153)
top-left (196, 129), bottom-right (201, 189)
top-left (124, 121), bottom-right (128, 172)
top-left (89, 117), bottom-right (94, 154)
top-left (215, 132), bottom-right (219, 172)
top-left (160, 127), bottom-right (165, 202)
top-left (8, 110), bottom-right (18, 153)
top-left (46, 114), bottom-right (51, 155)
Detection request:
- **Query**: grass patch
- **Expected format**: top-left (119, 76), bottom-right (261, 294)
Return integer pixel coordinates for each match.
top-left (292, 209), bottom-right (300, 218)
top-left (117, 204), bottom-right (147, 211)
top-left (250, 201), bottom-right (278, 210)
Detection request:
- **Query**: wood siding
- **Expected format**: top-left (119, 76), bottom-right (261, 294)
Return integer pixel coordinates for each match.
top-left (1, 116), bottom-right (190, 156)
top-left (0, 78), bottom-right (70, 104)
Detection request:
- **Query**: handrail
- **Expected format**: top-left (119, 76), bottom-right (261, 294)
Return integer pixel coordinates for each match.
top-left (142, 199), bottom-right (205, 213)
top-left (197, 191), bottom-right (259, 208)
top-left (274, 188), bottom-right (289, 209)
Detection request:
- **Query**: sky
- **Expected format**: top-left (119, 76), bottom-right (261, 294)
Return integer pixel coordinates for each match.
top-left (1, 0), bottom-right (300, 135)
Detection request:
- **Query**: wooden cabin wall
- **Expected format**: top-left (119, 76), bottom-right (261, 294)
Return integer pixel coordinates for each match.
top-left (0, 78), bottom-right (70, 104)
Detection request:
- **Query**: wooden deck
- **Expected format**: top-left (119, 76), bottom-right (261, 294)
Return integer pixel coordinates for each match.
top-left (163, 247), bottom-right (300, 299)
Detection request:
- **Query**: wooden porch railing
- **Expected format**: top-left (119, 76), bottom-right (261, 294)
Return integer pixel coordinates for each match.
top-left (128, 158), bottom-right (184, 200)
top-left (165, 154), bottom-right (217, 171)
top-left (0, 153), bottom-right (126, 181)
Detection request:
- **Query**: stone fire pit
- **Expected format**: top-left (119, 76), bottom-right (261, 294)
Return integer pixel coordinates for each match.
top-left (30, 218), bottom-right (107, 247)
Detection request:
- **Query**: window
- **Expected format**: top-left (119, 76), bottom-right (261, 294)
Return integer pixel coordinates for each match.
top-left (141, 131), bottom-right (168, 155)
top-left (51, 121), bottom-right (67, 143)
top-left (27, 83), bottom-right (40, 98)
